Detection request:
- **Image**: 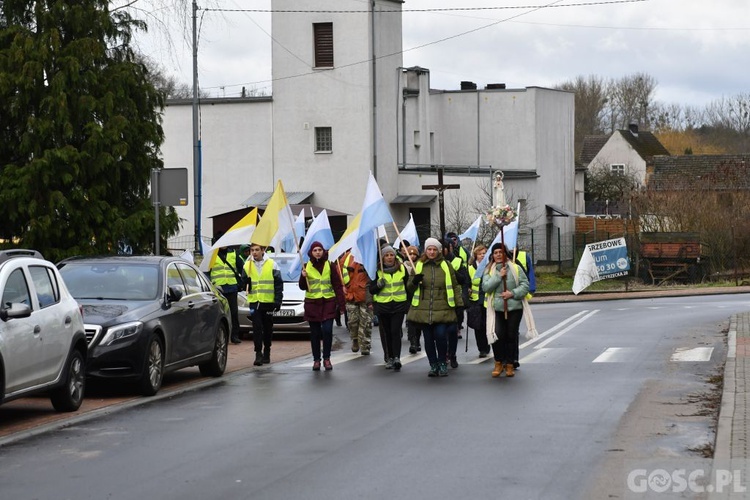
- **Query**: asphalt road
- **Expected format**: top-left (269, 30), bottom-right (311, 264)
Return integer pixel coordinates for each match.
top-left (1, 294), bottom-right (749, 499)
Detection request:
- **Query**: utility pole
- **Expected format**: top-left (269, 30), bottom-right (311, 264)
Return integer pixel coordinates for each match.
top-left (192, 0), bottom-right (202, 254)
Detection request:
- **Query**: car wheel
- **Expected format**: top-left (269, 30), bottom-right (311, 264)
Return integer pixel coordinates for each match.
top-left (139, 335), bottom-right (164, 396)
top-left (199, 322), bottom-right (228, 377)
top-left (50, 349), bottom-right (86, 412)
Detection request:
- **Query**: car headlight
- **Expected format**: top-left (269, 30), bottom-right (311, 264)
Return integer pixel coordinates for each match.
top-left (100, 321), bottom-right (143, 346)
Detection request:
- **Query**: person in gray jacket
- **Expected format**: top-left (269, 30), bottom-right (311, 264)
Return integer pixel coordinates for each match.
top-left (482, 243), bottom-right (529, 378)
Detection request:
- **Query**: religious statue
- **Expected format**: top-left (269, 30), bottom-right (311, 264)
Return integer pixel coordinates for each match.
top-left (493, 171), bottom-right (505, 208)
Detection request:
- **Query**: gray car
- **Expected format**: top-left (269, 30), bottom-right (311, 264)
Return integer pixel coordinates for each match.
top-left (0, 250), bottom-right (87, 412)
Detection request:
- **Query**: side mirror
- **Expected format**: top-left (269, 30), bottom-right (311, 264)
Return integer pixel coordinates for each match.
top-left (0, 302), bottom-right (32, 322)
top-left (167, 285), bottom-right (184, 303)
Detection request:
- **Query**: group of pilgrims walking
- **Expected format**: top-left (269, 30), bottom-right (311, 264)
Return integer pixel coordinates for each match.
top-left (298, 232), bottom-right (536, 378)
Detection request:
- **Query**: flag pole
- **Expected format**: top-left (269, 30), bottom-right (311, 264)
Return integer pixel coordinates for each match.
top-left (392, 221), bottom-right (416, 274)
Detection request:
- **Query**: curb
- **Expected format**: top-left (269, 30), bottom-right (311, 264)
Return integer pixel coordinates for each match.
top-left (714, 315), bottom-right (737, 461)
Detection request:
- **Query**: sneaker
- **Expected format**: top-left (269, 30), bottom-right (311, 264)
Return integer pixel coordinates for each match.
top-left (361, 349), bottom-right (370, 356)
top-left (392, 357), bottom-right (402, 371)
top-left (253, 353), bottom-right (263, 366)
top-left (428, 363), bottom-right (438, 377)
top-left (449, 357), bottom-right (458, 369)
top-left (478, 351), bottom-right (489, 358)
top-left (323, 359), bottom-right (333, 371)
top-left (312, 361), bottom-right (321, 371)
top-left (417, 344), bottom-right (422, 352)
top-left (408, 344), bottom-right (417, 354)
top-left (351, 339), bottom-right (360, 352)
top-left (384, 358), bottom-right (394, 369)
top-left (438, 362), bottom-right (449, 377)
top-left (231, 337), bottom-right (242, 345)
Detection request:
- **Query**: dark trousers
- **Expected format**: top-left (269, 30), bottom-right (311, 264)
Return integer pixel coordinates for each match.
top-left (491, 309), bottom-right (523, 364)
top-left (474, 307), bottom-right (490, 354)
top-left (422, 322), bottom-right (449, 365)
top-left (378, 311), bottom-right (405, 360)
top-left (407, 320), bottom-right (421, 347)
top-left (309, 319), bottom-right (334, 361)
top-left (224, 291), bottom-right (240, 338)
top-left (447, 320), bottom-right (458, 359)
top-left (251, 308), bottom-right (274, 353)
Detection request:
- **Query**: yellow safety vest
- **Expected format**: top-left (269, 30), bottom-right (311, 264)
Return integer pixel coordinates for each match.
top-left (244, 258), bottom-right (275, 303)
top-left (341, 254), bottom-right (352, 285)
top-left (373, 268), bottom-right (407, 303)
top-left (305, 261), bottom-right (335, 299)
top-left (211, 252), bottom-right (239, 286)
top-left (411, 260), bottom-right (455, 308)
top-left (468, 265), bottom-right (480, 302)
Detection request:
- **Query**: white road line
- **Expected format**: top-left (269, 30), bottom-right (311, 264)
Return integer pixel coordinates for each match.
top-left (399, 352), bottom-right (427, 365)
top-left (670, 347), bottom-right (714, 362)
top-left (592, 347), bottom-right (637, 363)
top-left (519, 310), bottom-right (592, 350)
top-left (532, 310), bottom-right (600, 350)
top-left (521, 347), bottom-right (575, 364)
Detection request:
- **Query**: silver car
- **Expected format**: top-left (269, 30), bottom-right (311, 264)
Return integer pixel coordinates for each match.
top-left (239, 253), bottom-right (308, 332)
top-left (0, 250), bottom-right (87, 411)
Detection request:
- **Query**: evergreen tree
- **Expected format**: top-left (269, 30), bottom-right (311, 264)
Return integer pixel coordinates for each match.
top-left (0, 0), bottom-right (178, 261)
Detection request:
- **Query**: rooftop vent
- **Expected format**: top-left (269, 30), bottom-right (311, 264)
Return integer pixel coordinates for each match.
top-left (629, 123), bottom-right (639, 136)
top-left (460, 81), bottom-right (477, 90)
top-left (485, 83), bottom-right (506, 90)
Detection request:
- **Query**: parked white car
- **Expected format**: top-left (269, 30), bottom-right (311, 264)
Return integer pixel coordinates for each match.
top-left (0, 250), bottom-right (87, 411)
top-left (238, 253), bottom-right (308, 332)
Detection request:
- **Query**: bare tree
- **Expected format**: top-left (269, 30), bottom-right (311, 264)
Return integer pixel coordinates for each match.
top-left (555, 75), bottom-right (609, 156)
top-left (604, 73), bottom-right (657, 132)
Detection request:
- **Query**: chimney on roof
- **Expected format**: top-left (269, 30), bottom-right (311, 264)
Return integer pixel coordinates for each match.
top-left (460, 81), bottom-right (477, 90)
top-left (629, 122), bottom-right (639, 137)
top-left (485, 83), bottom-right (506, 90)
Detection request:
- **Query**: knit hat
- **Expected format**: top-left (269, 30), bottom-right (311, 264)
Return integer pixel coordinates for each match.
top-left (309, 241), bottom-right (324, 252)
top-left (381, 245), bottom-right (396, 256)
top-left (424, 237), bottom-right (442, 252)
top-left (407, 245), bottom-right (420, 257)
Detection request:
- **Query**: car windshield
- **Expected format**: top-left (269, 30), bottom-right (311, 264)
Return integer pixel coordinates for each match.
top-left (60, 263), bottom-right (160, 300)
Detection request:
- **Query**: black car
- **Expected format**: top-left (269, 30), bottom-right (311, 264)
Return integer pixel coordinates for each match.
top-left (58, 256), bottom-right (230, 396)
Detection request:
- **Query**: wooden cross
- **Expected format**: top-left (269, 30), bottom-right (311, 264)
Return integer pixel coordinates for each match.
top-left (422, 168), bottom-right (460, 238)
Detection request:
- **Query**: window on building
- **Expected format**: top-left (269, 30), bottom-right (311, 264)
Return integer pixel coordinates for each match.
top-left (315, 127), bottom-right (332, 153)
top-left (610, 164), bottom-right (625, 175)
top-left (313, 23), bottom-right (334, 68)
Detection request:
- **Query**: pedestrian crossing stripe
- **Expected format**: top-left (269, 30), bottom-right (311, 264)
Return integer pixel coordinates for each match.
top-left (670, 347), bottom-right (714, 362)
top-left (291, 346), bottom-right (714, 368)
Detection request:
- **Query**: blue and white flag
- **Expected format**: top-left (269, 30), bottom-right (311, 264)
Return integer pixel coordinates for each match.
top-left (356, 173), bottom-right (394, 278)
top-left (394, 214), bottom-right (420, 250)
top-left (291, 209), bottom-right (335, 275)
top-left (458, 215), bottom-right (483, 243)
top-left (358, 172), bottom-right (394, 240)
top-left (281, 208), bottom-right (305, 253)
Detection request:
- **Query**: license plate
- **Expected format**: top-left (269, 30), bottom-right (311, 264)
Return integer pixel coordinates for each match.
top-left (273, 309), bottom-right (295, 317)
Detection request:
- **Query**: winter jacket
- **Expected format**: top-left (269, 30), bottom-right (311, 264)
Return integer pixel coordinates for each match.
top-left (299, 248), bottom-right (346, 322)
top-left (482, 261), bottom-right (530, 313)
top-left (406, 255), bottom-right (464, 325)
top-left (341, 253), bottom-right (372, 304)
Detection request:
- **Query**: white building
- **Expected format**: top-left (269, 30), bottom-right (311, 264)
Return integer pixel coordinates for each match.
top-left (162, 0), bottom-right (576, 262)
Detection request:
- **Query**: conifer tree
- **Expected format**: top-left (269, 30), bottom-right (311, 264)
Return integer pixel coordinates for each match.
top-left (0, 0), bottom-right (178, 260)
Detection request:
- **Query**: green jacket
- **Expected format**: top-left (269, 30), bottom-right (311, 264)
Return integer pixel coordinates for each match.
top-left (406, 256), bottom-right (464, 324)
top-left (482, 262), bottom-right (530, 312)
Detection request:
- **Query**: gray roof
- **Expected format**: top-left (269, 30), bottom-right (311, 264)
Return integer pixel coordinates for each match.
top-left (648, 155), bottom-right (750, 191)
top-left (579, 129), bottom-right (670, 167)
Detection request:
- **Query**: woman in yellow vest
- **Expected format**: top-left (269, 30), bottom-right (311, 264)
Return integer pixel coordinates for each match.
top-left (482, 243), bottom-right (529, 378)
top-left (299, 241), bottom-right (346, 371)
top-left (369, 245), bottom-right (409, 371)
top-left (406, 238), bottom-right (464, 377)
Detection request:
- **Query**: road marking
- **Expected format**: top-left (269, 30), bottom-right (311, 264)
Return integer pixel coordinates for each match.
top-left (670, 347), bottom-right (714, 362)
top-left (521, 348), bottom-right (574, 364)
top-left (519, 310), bottom-right (593, 350)
top-left (531, 310), bottom-right (600, 350)
top-left (592, 347), bottom-right (637, 363)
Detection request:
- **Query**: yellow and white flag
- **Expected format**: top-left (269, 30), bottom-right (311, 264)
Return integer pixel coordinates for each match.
top-left (200, 208), bottom-right (258, 271)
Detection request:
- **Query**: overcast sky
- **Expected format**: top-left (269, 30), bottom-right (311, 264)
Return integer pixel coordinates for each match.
top-left (135, 0), bottom-right (749, 108)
